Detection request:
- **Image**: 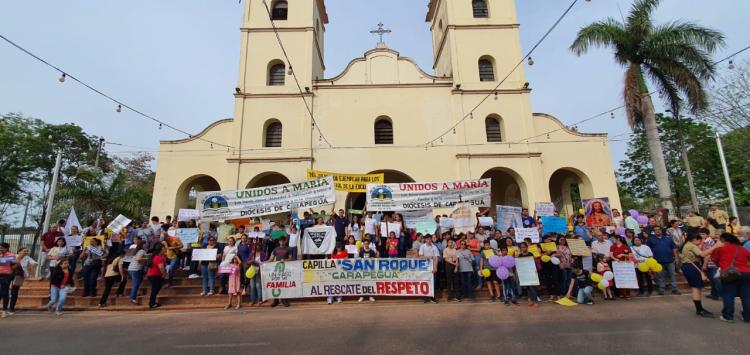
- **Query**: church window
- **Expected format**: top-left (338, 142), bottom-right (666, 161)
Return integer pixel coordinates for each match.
top-left (473, 0), bottom-right (489, 18)
top-left (271, 1), bottom-right (288, 20)
top-left (268, 62), bottom-right (286, 86)
top-left (264, 120), bottom-right (283, 147)
top-left (374, 117), bottom-right (393, 145)
top-left (478, 57), bottom-right (495, 82)
top-left (485, 116), bottom-right (502, 142)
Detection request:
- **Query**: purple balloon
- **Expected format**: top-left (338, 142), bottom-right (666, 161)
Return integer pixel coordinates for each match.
top-left (488, 255), bottom-right (502, 269)
top-left (629, 209), bottom-right (639, 218)
top-left (618, 227), bottom-right (626, 237)
top-left (497, 267), bottom-right (510, 280)
top-left (501, 256), bottom-right (516, 269)
top-left (637, 215), bottom-right (649, 224)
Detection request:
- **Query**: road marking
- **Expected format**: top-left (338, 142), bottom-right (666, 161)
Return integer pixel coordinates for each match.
top-left (175, 342), bottom-right (270, 349)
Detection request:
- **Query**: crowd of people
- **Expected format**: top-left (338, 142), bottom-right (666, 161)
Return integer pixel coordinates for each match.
top-left (0, 205), bottom-right (748, 323)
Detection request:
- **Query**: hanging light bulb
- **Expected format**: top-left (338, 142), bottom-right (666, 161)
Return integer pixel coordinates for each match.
top-left (527, 57), bottom-right (534, 66)
top-left (610, 112), bottom-right (615, 120)
top-left (440, 137), bottom-right (444, 143)
top-left (452, 128), bottom-right (456, 134)
top-left (728, 60), bottom-right (735, 70)
top-left (210, 143), bottom-right (214, 149)
top-left (319, 135), bottom-right (322, 142)
top-left (159, 123), bottom-right (163, 130)
top-left (116, 104), bottom-right (122, 112)
top-left (546, 133), bottom-right (550, 139)
top-left (287, 65), bottom-right (294, 75)
top-left (469, 112), bottom-right (474, 119)
top-left (58, 73), bottom-right (66, 83)
top-left (494, 91), bottom-right (498, 100)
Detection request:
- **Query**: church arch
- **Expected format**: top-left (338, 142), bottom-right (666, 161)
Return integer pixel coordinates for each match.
top-left (548, 168), bottom-right (594, 216)
top-left (246, 172), bottom-right (291, 189)
top-left (174, 174), bottom-right (221, 213)
top-left (480, 168), bottom-right (527, 211)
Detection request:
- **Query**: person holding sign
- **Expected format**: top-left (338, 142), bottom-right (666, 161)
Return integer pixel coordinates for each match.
top-left (163, 222), bottom-right (184, 288)
top-left (630, 236), bottom-right (654, 297)
top-left (609, 236), bottom-right (633, 299)
top-left (419, 236), bottom-right (440, 304)
top-left (269, 238), bottom-right (292, 308)
top-left (479, 240), bottom-right (501, 302)
top-left (517, 242), bottom-right (541, 308)
top-left (327, 245), bottom-right (349, 305)
top-left (199, 237), bottom-right (220, 296)
top-left (247, 242), bottom-right (268, 306)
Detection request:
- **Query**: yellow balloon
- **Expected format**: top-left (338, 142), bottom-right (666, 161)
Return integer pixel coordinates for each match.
top-left (597, 282), bottom-right (607, 291)
top-left (591, 273), bottom-right (603, 283)
top-left (578, 208), bottom-right (585, 215)
top-left (356, 240), bottom-right (362, 249)
top-left (245, 266), bottom-right (257, 279)
top-left (482, 269), bottom-right (491, 278)
top-left (541, 255), bottom-right (551, 263)
top-left (651, 263), bottom-right (663, 273)
top-left (646, 258), bottom-right (659, 267)
top-left (637, 263), bottom-right (650, 273)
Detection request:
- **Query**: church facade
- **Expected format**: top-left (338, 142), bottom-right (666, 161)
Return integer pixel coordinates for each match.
top-left (149, 0), bottom-right (621, 219)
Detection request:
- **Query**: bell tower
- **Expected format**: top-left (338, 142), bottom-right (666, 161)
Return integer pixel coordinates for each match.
top-left (426, 0), bottom-right (526, 90)
top-left (236, 0), bottom-right (327, 94)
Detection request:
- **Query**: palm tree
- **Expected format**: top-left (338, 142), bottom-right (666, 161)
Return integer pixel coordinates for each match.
top-left (570, 0), bottom-right (724, 209)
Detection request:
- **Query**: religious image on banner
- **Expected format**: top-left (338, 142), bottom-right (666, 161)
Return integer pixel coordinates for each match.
top-left (365, 179), bottom-right (491, 212)
top-left (583, 197), bottom-right (613, 227)
top-left (302, 225), bottom-right (337, 255)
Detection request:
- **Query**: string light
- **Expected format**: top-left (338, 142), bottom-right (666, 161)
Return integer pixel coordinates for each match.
top-left (58, 73), bottom-right (66, 83)
top-left (159, 123), bottom-right (162, 130)
top-left (527, 57), bottom-right (535, 66)
top-left (116, 104), bottom-right (122, 113)
top-left (210, 143), bottom-right (214, 149)
top-left (494, 91), bottom-right (498, 100)
top-left (287, 65), bottom-right (294, 75)
top-left (453, 128), bottom-right (456, 134)
top-left (469, 112), bottom-right (474, 119)
top-left (610, 112), bottom-right (615, 120)
top-left (728, 60), bottom-right (735, 70)
top-left (440, 137), bottom-right (443, 143)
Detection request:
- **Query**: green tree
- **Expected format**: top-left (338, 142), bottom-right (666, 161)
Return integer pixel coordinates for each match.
top-left (570, 0), bottom-right (724, 210)
top-left (618, 114), bottom-right (723, 209)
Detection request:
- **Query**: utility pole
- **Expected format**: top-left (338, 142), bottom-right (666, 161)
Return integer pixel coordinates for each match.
top-left (94, 137), bottom-right (105, 169)
top-left (716, 133), bottom-right (740, 224)
top-left (667, 109), bottom-right (700, 212)
top-left (41, 149), bottom-right (63, 234)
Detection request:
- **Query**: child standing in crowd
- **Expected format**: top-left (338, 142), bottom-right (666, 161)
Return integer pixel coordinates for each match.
top-left (47, 259), bottom-right (73, 316)
top-left (518, 242), bottom-right (540, 308)
top-left (386, 232), bottom-right (399, 258)
top-left (499, 246), bottom-right (518, 305)
top-left (479, 240), bottom-right (501, 301)
top-left (597, 257), bottom-right (615, 300)
top-left (566, 263), bottom-right (594, 304)
top-left (540, 235), bottom-right (560, 302)
top-left (328, 245), bottom-right (349, 304)
top-left (610, 236), bottom-right (633, 299)
top-left (457, 240), bottom-right (475, 302)
top-left (225, 256), bottom-right (242, 310)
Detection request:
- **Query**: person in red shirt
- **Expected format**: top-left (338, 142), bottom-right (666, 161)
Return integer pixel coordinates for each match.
top-left (146, 244), bottom-right (167, 309)
top-left (40, 224), bottom-right (64, 279)
top-left (467, 232), bottom-right (482, 289)
top-left (327, 244), bottom-right (349, 304)
top-left (711, 233), bottom-right (750, 322)
top-left (610, 236), bottom-right (634, 298)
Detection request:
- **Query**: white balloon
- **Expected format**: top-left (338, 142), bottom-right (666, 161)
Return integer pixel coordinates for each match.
top-left (550, 256), bottom-right (561, 265)
top-left (603, 271), bottom-right (614, 281)
top-left (599, 280), bottom-right (609, 289)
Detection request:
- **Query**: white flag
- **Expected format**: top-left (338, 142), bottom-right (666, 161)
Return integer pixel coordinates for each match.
top-left (302, 225), bottom-right (337, 255)
top-left (64, 207), bottom-right (82, 236)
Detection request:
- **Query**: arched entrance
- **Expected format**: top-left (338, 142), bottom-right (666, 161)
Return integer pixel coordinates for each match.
top-left (480, 168), bottom-right (527, 215)
top-left (549, 168), bottom-right (594, 216)
top-left (246, 171), bottom-right (291, 188)
top-left (346, 170), bottom-right (415, 212)
top-left (174, 175), bottom-right (221, 212)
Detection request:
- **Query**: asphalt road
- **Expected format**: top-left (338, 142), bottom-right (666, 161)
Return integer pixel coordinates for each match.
top-left (2, 295), bottom-right (748, 355)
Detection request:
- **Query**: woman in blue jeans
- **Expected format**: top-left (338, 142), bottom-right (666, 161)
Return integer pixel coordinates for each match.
top-left (457, 241), bottom-right (475, 301)
top-left (127, 239), bottom-right (147, 304)
top-left (248, 242), bottom-right (267, 305)
top-left (711, 233), bottom-right (750, 322)
top-left (200, 237), bottom-right (220, 296)
top-left (47, 259), bottom-right (74, 316)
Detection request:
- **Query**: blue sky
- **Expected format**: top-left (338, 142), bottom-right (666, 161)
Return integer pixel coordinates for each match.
top-left (1, 0), bottom-right (748, 168)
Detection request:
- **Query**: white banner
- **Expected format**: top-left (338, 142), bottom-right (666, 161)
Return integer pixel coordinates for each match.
top-left (451, 203), bottom-right (475, 234)
top-left (261, 259), bottom-right (435, 300)
top-left (535, 202), bottom-right (556, 217)
top-left (191, 248), bottom-right (218, 261)
top-left (197, 176), bottom-right (336, 222)
top-left (516, 257), bottom-right (540, 286)
top-left (178, 208), bottom-right (200, 222)
top-left (106, 214), bottom-right (131, 234)
top-left (515, 227), bottom-right (540, 243)
top-left (400, 210), bottom-right (434, 228)
top-left (366, 179), bottom-right (491, 211)
top-left (301, 225), bottom-right (337, 255)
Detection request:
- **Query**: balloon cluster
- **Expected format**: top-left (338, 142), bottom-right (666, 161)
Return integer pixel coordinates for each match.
top-left (637, 258), bottom-right (663, 273)
top-left (590, 271), bottom-right (614, 290)
top-left (487, 255), bottom-right (516, 280)
top-left (541, 255), bottom-right (561, 265)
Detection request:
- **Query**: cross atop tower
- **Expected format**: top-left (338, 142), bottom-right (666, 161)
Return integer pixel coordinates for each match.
top-left (369, 22), bottom-right (392, 46)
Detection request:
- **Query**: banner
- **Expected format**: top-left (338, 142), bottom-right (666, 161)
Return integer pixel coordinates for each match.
top-left (178, 208), bottom-right (200, 222)
top-left (306, 169), bottom-right (384, 192)
top-left (197, 176), bottom-right (336, 222)
top-left (613, 261), bottom-right (639, 289)
top-left (535, 202), bottom-right (556, 217)
top-left (191, 248), bottom-right (218, 261)
top-left (583, 197), bottom-right (613, 227)
top-left (302, 225), bottom-right (337, 255)
top-left (516, 257), bottom-right (540, 286)
top-left (515, 228), bottom-right (540, 244)
top-left (541, 216), bottom-right (568, 235)
top-left (495, 205), bottom-right (522, 233)
top-left (450, 203), bottom-right (475, 234)
top-left (568, 239), bottom-right (592, 256)
top-left (366, 179), bottom-right (491, 211)
top-left (175, 228), bottom-right (199, 244)
top-left (64, 207), bottom-right (81, 236)
top-left (400, 210), bottom-right (434, 228)
top-left (478, 217), bottom-right (494, 227)
top-left (106, 214), bottom-right (131, 234)
top-left (261, 258), bottom-right (435, 300)
top-left (438, 217), bottom-right (454, 229)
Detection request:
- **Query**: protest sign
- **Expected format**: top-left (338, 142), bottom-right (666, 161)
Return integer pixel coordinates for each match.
top-left (495, 205), bottom-right (522, 233)
top-left (348, 209), bottom-right (363, 215)
top-left (527, 244), bottom-right (541, 257)
top-left (516, 257), bottom-right (540, 286)
top-left (535, 202), bottom-right (556, 217)
top-left (178, 208), bottom-right (200, 222)
top-left (345, 245), bottom-right (359, 255)
top-left (175, 228), bottom-right (199, 244)
top-left (613, 261), bottom-right (639, 289)
top-left (568, 239), bottom-right (592, 256)
top-left (439, 217), bottom-right (454, 229)
top-left (582, 256), bottom-right (593, 271)
top-left (65, 234), bottom-right (83, 248)
top-left (82, 236), bottom-right (105, 248)
top-left (414, 221), bottom-right (438, 235)
top-left (106, 214), bottom-right (131, 234)
top-left (261, 258), bottom-right (435, 300)
top-left (191, 248), bottom-right (218, 261)
top-left (302, 225), bottom-right (337, 255)
top-left (541, 216), bottom-right (568, 235)
top-left (306, 169), bottom-right (384, 192)
top-left (451, 203), bottom-right (475, 234)
top-left (515, 228), bottom-right (540, 243)
top-left (366, 179), bottom-right (491, 212)
top-left (401, 210), bottom-right (434, 228)
top-left (197, 176), bottom-right (336, 222)
top-left (478, 217), bottom-right (494, 227)
top-left (583, 197), bottom-right (613, 227)
top-left (540, 242), bottom-right (557, 253)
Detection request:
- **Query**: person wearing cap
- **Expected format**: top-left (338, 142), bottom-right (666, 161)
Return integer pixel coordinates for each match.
top-left (707, 205), bottom-right (729, 231)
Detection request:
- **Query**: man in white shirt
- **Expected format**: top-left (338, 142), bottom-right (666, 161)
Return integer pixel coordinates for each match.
top-left (364, 212), bottom-right (378, 239)
top-left (591, 229), bottom-right (612, 262)
top-left (419, 236), bottom-right (440, 304)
